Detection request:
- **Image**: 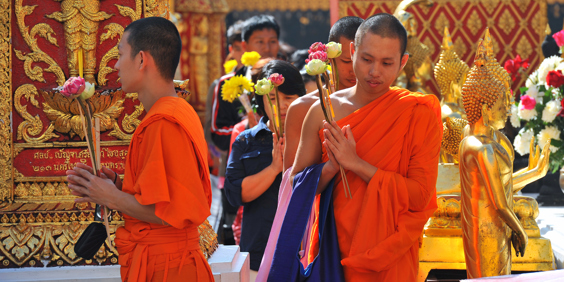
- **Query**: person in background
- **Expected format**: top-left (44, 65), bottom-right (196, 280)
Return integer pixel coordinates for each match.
top-left (208, 15), bottom-right (281, 244)
top-left (224, 60), bottom-right (305, 281)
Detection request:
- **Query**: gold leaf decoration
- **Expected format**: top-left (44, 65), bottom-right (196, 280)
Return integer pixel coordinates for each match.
top-left (516, 36), bottom-right (533, 60)
top-left (14, 0), bottom-right (64, 85)
top-left (481, 0), bottom-right (500, 14)
top-left (498, 10), bottom-right (516, 35)
top-left (0, 0), bottom-right (12, 204)
top-left (40, 89), bottom-right (125, 139)
top-left (14, 84), bottom-right (59, 143)
top-left (434, 12), bottom-right (449, 32)
top-left (467, 10), bottom-right (483, 36)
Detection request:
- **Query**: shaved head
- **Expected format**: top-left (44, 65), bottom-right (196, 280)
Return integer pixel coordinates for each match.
top-left (354, 13), bottom-right (407, 57)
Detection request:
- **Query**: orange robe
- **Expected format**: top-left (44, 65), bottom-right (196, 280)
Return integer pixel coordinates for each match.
top-left (319, 88), bottom-right (442, 281)
top-left (115, 97), bottom-right (213, 282)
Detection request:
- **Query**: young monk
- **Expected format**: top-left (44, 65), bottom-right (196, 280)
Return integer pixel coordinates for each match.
top-left (272, 13), bottom-right (442, 281)
top-left (66, 18), bottom-right (213, 281)
top-left (255, 17), bottom-right (365, 282)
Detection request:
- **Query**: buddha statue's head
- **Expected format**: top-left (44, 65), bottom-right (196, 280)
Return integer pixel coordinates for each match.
top-left (441, 117), bottom-right (469, 162)
top-left (462, 40), bottom-right (509, 129)
top-left (435, 27), bottom-right (469, 102)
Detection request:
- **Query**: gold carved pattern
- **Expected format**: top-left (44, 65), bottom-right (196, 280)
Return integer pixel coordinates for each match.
top-left (0, 0), bottom-right (11, 203)
top-left (515, 36), bottom-right (533, 61)
top-left (41, 89), bottom-right (125, 139)
top-left (98, 1), bottom-right (142, 86)
top-left (145, 0), bottom-right (170, 18)
top-left (224, 0), bottom-right (329, 11)
top-left (498, 9), bottom-right (516, 35)
top-left (14, 85), bottom-right (59, 144)
top-left (207, 14), bottom-right (225, 106)
top-left (0, 214), bottom-right (122, 267)
top-left (46, 0), bottom-right (113, 84)
top-left (481, 0), bottom-right (500, 14)
top-left (14, 0), bottom-right (65, 86)
top-left (434, 12), bottom-right (449, 32)
top-left (97, 24), bottom-right (123, 86)
top-left (467, 10), bottom-right (482, 36)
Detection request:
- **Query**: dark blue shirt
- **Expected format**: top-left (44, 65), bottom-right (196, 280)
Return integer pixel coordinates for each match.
top-left (224, 117), bottom-right (282, 270)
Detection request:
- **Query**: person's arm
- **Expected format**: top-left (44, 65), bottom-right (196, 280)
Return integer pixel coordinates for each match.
top-left (290, 103), bottom-right (339, 193)
top-left (224, 133), bottom-right (284, 205)
top-left (67, 166), bottom-right (165, 225)
top-left (241, 134), bottom-right (284, 202)
top-left (323, 105), bottom-right (441, 211)
top-left (283, 101), bottom-right (309, 171)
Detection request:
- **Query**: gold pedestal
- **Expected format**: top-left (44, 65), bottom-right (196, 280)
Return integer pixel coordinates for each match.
top-left (419, 165), bottom-right (556, 281)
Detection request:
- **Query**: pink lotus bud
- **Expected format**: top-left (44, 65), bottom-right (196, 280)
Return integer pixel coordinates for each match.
top-left (519, 95), bottom-right (536, 110)
top-left (553, 30), bottom-right (564, 47)
top-left (308, 42), bottom-right (327, 54)
top-left (269, 73), bottom-right (285, 87)
top-left (60, 77), bottom-right (85, 98)
top-left (308, 51), bottom-right (328, 63)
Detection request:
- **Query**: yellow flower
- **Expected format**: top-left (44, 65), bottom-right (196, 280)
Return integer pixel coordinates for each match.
top-left (241, 51), bottom-right (261, 67)
top-left (221, 75), bottom-right (254, 103)
top-left (223, 60), bottom-right (238, 74)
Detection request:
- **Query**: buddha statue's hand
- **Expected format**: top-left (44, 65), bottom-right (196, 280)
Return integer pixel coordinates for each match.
top-left (511, 230), bottom-right (527, 257)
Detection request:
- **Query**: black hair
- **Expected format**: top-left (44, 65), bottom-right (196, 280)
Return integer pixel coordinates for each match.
top-left (289, 49), bottom-right (309, 71)
top-left (227, 20), bottom-right (244, 46)
top-left (328, 16), bottom-right (364, 42)
top-left (255, 60), bottom-right (305, 120)
top-left (354, 13), bottom-right (407, 57)
top-left (124, 17), bottom-right (181, 80)
top-left (241, 15), bottom-right (280, 42)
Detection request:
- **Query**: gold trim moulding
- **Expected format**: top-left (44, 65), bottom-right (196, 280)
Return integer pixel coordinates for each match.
top-left (14, 140), bottom-right (131, 149)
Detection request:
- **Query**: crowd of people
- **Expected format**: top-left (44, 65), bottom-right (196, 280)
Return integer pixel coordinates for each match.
top-left (66, 13), bottom-right (442, 282)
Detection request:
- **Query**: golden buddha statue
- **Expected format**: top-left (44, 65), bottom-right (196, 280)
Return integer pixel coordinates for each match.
top-left (440, 117), bottom-right (467, 164)
top-left (459, 40), bottom-right (526, 278)
top-left (435, 27), bottom-right (469, 122)
top-left (393, 0), bottom-right (434, 94)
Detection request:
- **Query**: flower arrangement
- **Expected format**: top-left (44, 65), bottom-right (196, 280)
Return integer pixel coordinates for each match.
top-left (305, 41), bottom-right (351, 198)
top-left (511, 55), bottom-right (564, 171)
top-left (222, 52), bottom-right (260, 125)
top-left (58, 76), bottom-right (112, 241)
top-left (254, 74), bottom-right (284, 138)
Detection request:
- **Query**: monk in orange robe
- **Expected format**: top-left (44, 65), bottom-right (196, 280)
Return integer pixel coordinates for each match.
top-left (66, 18), bottom-right (213, 282)
top-left (291, 14), bottom-right (442, 281)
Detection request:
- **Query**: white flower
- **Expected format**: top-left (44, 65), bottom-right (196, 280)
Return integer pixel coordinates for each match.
top-left (525, 85), bottom-right (541, 103)
top-left (541, 100), bottom-right (562, 123)
top-left (79, 82), bottom-right (95, 100)
top-left (254, 78), bottom-right (274, 95)
top-left (510, 104), bottom-right (520, 128)
top-left (326, 42), bottom-right (342, 58)
top-left (537, 56), bottom-right (563, 86)
top-left (537, 125), bottom-right (561, 153)
top-left (518, 102), bottom-right (538, 121)
top-left (305, 59), bottom-right (327, 76)
top-left (514, 128), bottom-right (534, 156)
top-left (526, 70), bottom-right (539, 88)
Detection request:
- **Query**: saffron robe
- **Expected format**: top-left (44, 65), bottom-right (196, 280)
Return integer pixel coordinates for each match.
top-left (319, 88), bottom-right (442, 281)
top-left (115, 97), bottom-right (213, 282)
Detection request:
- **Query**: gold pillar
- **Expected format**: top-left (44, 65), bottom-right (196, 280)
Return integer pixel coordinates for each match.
top-left (0, 0), bottom-right (12, 204)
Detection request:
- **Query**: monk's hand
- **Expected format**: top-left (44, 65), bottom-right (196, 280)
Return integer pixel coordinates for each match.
top-left (269, 133), bottom-right (284, 174)
top-left (323, 121), bottom-right (359, 171)
top-left (66, 163), bottom-right (121, 209)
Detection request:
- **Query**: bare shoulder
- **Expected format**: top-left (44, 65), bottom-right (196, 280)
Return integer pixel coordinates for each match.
top-left (289, 91), bottom-right (319, 113)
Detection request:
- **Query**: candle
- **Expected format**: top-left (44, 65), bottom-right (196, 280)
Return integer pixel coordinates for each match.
top-left (78, 48), bottom-right (84, 78)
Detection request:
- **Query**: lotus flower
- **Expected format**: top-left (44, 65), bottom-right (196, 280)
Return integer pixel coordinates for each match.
top-left (255, 78), bottom-right (274, 95)
top-left (60, 77), bottom-right (85, 99)
top-left (326, 42), bottom-right (342, 58)
top-left (305, 59), bottom-right (327, 76)
top-left (269, 73), bottom-right (285, 87)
